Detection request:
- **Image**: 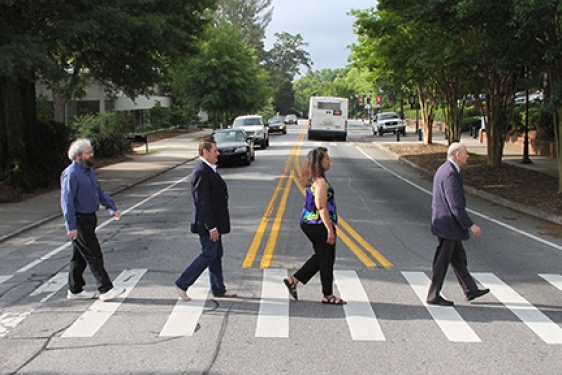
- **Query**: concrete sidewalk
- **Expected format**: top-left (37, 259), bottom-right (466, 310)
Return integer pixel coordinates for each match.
top-left (0, 129), bottom-right (212, 243)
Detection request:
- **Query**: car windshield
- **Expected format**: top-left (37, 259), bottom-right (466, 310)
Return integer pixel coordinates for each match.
top-left (214, 131), bottom-right (245, 143)
top-left (378, 113), bottom-right (399, 120)
top-left (269, 118), bottom-right (283, 124)
top-left (233, 117), bottom-right (262, 126)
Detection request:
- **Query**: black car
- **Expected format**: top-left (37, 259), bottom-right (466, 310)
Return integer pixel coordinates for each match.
top-left (267, 117), bottom-right (287, 134)
top-left (284, 114), bottom-right (298, 125)
top-left (211, 129), bottom-right (255, 165)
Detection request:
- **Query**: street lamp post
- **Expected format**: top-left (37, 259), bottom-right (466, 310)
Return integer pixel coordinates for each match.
top-left (521, 65), bottom-right (532, 164)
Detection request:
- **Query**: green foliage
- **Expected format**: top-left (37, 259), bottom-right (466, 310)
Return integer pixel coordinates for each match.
top-left (3, 120), bottom-right (69, 192)
top-left (172, 24), bottom-right (271, 123)
top-left (148, 102), bottom-right (173, 130)
top-left (89, 133), bottom-right (130, 159)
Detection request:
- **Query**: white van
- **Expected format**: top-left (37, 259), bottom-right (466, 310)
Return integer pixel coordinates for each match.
top-left (307, 96), bottom-right (348, 141)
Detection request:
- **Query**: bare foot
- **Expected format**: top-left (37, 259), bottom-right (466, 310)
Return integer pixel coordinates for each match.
top-left (174, 284), bottom-right (191, 301)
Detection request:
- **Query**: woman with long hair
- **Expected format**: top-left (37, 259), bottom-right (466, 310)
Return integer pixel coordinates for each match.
top-left (283, 147), bottom-right (346, 305)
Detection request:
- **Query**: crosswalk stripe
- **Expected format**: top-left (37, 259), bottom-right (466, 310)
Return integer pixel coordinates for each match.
top-left (29, 272), bottom-right (68, 303)
top-left (0, 310), bottom-right (33, 337)
top-left (402, 271), bottom-right (481, 342)
top-left (335, 270), bottom-right (385, 341)
top-left (62, 268), bottom-right (146, 338)
top-left (538, 273), bottom-right (562, 292)
top-left (160, 270), bottom-right (210, 337)
top-left (256, 268), bottom-right (289, 337)
top-left (473, 272), bottom-right (562, 344)
top-left (0, 275), bottom-right (12, 285)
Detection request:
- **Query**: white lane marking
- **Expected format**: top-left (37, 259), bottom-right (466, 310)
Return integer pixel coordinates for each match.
top-left (402, 272), bottom-right (481, 342)
top-left (335, 270), bottom-right (385, 341)
top-left (30, 272), bottom-right (68, 303)
top-left (0, 310), bottom-right (33, 337)
top-left (62, 268), bottom-right (146, 338)
top-left (474, 272), bottom-right (562, 344)
top-left (355, 146), bottom-right (562, 252)
top-left (539, 273), bottom-right (562, 292)
top-left (14, 175), bottom-right (190, 274)
top-left (256, 268), bottom-right (289, 338)
top-left (0, 275), bottom-right (12, 285)
top-left (160, 270), bottom-right (210, 337)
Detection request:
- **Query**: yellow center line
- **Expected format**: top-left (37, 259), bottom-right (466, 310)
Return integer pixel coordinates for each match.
top-left (242, 128), bottom-right (306, 268)
top-left (260, 169), bottom-right (296, 268)
top-left (242, 125), bottom-right (393, 270)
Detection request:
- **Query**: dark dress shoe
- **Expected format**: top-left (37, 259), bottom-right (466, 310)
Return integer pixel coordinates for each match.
top-left (466, 288), bottom-right (490, 301)
top-left (427, 296), bottom-right (454, 306)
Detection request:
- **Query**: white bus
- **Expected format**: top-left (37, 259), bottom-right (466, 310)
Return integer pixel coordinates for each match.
top-left (307, 96), bottom-right (348, 141)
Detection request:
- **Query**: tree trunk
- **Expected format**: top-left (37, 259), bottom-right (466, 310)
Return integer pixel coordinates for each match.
top-left (51, 81), bottom-right (66, 123)
top-left (0, 75), bottom-right (37, 170)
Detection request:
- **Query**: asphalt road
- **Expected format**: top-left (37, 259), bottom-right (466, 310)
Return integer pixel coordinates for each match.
top-left (2, 121), bottom-right (562, 374)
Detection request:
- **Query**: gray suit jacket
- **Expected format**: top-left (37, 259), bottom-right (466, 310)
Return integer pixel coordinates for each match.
top-left (431, 160), bottom-right (473, 240)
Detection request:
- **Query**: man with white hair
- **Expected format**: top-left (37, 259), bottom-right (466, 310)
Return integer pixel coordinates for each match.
top-left (60, 139), bottom-right (125, 301)
top-left (426, 142), bottom-right (490, 306)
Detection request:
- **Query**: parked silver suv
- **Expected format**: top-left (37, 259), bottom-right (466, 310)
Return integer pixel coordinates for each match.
top-left (372, 112), bottom-right (406, 136)
top-left (232, 115), bottom-right (269, 149)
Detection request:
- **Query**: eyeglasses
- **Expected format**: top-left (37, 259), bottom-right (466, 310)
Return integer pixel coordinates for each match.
top-left (83, 150), bottom-right (94, 156)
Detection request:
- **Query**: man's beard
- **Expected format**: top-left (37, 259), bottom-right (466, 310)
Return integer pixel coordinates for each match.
top-left (85, 158), bottom-right (95, 167)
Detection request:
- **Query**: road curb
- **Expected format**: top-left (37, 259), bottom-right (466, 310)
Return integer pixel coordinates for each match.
top-left (0, 156), bottom-right (199, 244)
top-left (371, 142), bottom-right (562, 226)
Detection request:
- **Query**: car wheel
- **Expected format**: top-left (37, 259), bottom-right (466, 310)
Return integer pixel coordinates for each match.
top-left (251, 147), bottom-right (255, 160)
top-left (379, 130), bottom-right (384, 137)
top-left (244, 150), bottom-right (251, 165)
top-left (266, 137), bottom-right (270, 147)
top-left (402, 128), bottom-right (406, 136)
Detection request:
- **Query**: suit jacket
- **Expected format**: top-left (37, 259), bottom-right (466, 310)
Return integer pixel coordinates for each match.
top-left (431, 160), bottom-right (473, 241)
top-left (190, 159), bottom-right (230, 235)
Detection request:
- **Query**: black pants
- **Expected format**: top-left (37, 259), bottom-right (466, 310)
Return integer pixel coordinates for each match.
top-left (427, 238), bottom-right (478, 301)
top-left (69, 213), bottom-right (113, 294)
top-left (294, 223), bottom-right (336, 296)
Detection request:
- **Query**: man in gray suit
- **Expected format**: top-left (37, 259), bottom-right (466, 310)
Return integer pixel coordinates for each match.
top-left (426, 142), bottom-right (489, 306)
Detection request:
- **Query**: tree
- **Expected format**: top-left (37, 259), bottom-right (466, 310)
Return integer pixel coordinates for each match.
top-left (172, 24), bottom-right (271, 125)
top-left (216, 0), bottom-right (273, 60)
top-left (0, 0), bottom-right (215, 189)
top-left (513, 0), bottom-right (562, 193)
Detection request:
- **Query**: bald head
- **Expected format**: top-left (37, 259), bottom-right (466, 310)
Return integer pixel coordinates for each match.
top-left (447, 142), bottom-right (469, 168)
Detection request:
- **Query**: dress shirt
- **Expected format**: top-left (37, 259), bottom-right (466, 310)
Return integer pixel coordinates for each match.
top-left (60, 161), bottom-right (117, 231)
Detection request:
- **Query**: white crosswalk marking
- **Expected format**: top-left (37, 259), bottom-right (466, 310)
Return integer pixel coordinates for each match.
top-left (473, 272), bottom-right (562, 344)
top-left (256, 268), bottom-right (289, 337)
top-left (62, 268), bottom-right (146, 338)
top-left (30, 272), bottom-right (68, 303)
top-left (0, 275), bottom-right (12, 285)
top-left (160, 270), bottom-right (210, 337)
top-left (335, 270), bottom-right (385, 341)
top-left (539, 273), bottom-right (562, 292)
top-left (0, 310), bottom-right (33, 337)
top-left (402, 271), bottom-right (481, 342)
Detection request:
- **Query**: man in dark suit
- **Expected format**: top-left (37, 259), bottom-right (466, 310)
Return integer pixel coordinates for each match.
top-left (426, 142), bottom-right (489, 306)
top-left (174, 139), bottom-right (237, 301)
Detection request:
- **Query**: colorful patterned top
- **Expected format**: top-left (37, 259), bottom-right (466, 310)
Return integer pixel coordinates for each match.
top-left (300, 179), bottom-right (338, 225)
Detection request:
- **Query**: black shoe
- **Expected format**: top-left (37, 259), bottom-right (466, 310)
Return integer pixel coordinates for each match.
top-left (466, 288), bottom-right (490, 301)
top-left (427, 296), bottom-right (454, 306)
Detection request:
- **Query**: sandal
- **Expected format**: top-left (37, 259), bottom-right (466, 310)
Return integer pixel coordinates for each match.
top-left (283, 276), bottom-right (298, 300)
top-left (322, 295), bottom-right (347, 305)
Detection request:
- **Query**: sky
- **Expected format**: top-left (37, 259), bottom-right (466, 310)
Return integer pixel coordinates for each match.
top-left (264, 1), bottom-right (378, 74)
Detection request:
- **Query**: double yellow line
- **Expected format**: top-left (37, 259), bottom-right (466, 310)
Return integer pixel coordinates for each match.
top-left (242, 127), bottom-right (393, 270)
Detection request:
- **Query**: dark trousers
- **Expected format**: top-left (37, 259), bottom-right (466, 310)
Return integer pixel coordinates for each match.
top-left (175, 234), bottom-right (226, 296)
top-left (69, 213), bottom-right (113, 294)
top-left (427, 238), bottom-right (478, 301)
top-left (294, 223), bottom-right (336, 296)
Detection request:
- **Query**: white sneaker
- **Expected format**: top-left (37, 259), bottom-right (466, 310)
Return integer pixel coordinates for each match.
top-left (99, 287), bottom-right (125, 301)
top-left (67, 290), bottom-right (99, 300)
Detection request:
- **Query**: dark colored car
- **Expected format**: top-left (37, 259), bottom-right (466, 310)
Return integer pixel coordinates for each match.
top-left (284, 114), bottom-right (298, 125)
top-left (211, 129), bottom-right (255, 166)
top-left (267, 117), bottom-right (287, 134)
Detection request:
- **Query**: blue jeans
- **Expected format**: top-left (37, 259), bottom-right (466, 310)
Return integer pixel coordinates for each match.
top-left (175, 234), bottom-right (226, 296)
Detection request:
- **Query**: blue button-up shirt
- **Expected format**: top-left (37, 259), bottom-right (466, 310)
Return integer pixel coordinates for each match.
top-left (60, 161), bottom-right (117, 231)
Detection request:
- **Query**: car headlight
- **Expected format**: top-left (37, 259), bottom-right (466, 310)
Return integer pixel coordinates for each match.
top-left (235, 146), bottom-right (247, 153)
top-left (256, 129), bottom-right (264, 137)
